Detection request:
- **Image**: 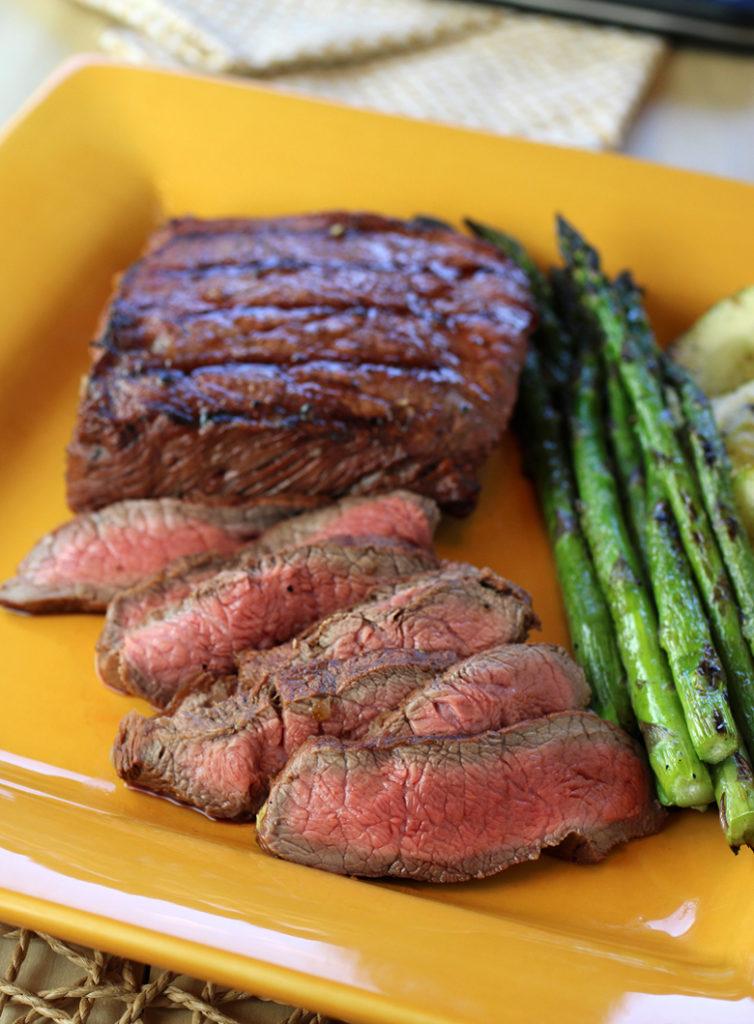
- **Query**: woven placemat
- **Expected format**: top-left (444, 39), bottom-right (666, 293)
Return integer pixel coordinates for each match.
top-left (71, 0), bottom-right (667, 150)
top-left (0, 925), bottom-right (342, 1024)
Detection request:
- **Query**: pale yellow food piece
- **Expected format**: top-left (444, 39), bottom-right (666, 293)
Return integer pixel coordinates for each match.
top-left (670, 286), bottom-right (754, 397)
top-left (712, 381), bottom-right (754, 470)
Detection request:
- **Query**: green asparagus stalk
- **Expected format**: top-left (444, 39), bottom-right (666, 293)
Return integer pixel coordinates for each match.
top-left (643, 455), bottom-right (739, 763)
top-left (603, 360), bottom-right (649, 569)
top-left (710, 747), bottom-right (754, 849)
top-left (610, 272), bottom-right (740, 762)
top-left (557, 216), bottom-right (754, 757)
top-left (515, 343), bottom-right (635, 729)
top-left (570, 346), bottom-right (713, 806)
top-left (559, 261), bottom-right (736, 763)
top-left (466, 219), bottom-right (633, 728)
top-left (664, 356), bottom-right (754, 655)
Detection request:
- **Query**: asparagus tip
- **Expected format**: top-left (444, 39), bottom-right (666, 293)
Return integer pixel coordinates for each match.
top-left (555, 214), bottom-right (601, 272)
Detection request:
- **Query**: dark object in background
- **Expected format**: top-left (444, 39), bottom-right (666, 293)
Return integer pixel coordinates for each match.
top-left (472, 0), bottom-right (754, 50)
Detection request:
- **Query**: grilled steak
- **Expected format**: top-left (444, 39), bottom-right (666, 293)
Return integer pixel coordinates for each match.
top-left (97, 489), bottom-right (438, 673)
top-left (113, 566), bottom-right (538, 817)
top-left (99, 538), bottom-right (439, 707)
top-left (114, 650), bottom-right (456, 819)
top-left (0, 496), bottom-right (313, 614)
top-left (256, 712), bottom-right (666, 880)
top-left (364, 643), bottom-right (591, 743)
top-left (66, 211), bottom-right (535, 515)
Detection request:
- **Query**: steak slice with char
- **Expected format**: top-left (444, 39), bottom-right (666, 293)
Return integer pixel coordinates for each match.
top-left (100, 538), bottom-right (438, 707)
top-left (66, 211), bottom-right (535, 515)
top-left (256, 712), bottom-right (666, 881)
top-left (0, 496), bottom-right (313, 614)
top-left (113, 566), bottom-right (538, 817)
top-left (114, 650), bottom-right (456, 819)
top-left (365, 643), bottom-right (591, 743)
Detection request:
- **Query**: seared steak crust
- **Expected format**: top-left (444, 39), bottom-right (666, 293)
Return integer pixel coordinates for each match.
top-left (66, 212), bottom-right (535, 514)
top-left (256, 712), bottom-right (666, 881)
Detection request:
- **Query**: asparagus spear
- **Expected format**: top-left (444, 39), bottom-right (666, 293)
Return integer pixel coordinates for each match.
top-left (466, 219), bottom-right (633, 728)
top-left (710, 747), bottom-right (754, 849)
top-left (515, 342), bottom-right (635, 729)
top-left (603, 359), bottom-right (649, 570)
top-left (621, 267), bottom-right (754, 651)
top-left (610, 273), bottom-right (740, 761)
top-left (558, 216), bottom-right (754, 757)
top-left (557, 262), bottom-right (736, 762)
top-left (664, 356), bottom-right (754, 655)
top-left (643, 455), bottom-right (738, 762)
top-left (569, 345), bottom-right (713, 806)
top-left (614, 270), bottom-right (754, 839)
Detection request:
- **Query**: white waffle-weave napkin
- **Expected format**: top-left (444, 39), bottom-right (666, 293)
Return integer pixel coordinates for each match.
top-left (73, 0), bottom-right (667, 149)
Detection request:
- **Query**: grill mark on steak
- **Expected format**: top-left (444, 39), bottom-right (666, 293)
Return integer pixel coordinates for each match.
top-left (100, 539), bottom-right (439, 708)
top-left (139, 212), bottom-right (514, 271)
top-left (104, 307), bottom-right (505, 376)
top-left (67, 211), bottom-right (534, 513)
top-left (0, 497), bottom-right (314, 614)
top-left (113, 274), bottom-right (528, 328)
top-left (364, 643), bottom-right (591, 743)
top-left (125, 255), bottom-right (511, 289)
top-left (70, 357), bottom-right (498, 511)
top-left (81, 359), bottom-right (492, 426)
top-left (256, 712), bottom-right (666, 881)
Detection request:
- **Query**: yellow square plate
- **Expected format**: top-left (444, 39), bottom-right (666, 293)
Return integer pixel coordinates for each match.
top-left (1, 57), bottom-right (754, 1024)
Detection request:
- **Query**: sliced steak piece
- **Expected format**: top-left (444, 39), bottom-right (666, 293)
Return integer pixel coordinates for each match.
top-left (113, 566), bottom-right (537, 818)
top-left (0, 497), bottom-right (312, 614)
top-left (277, 649), bottom-right (457, 753)
top-left (97, 490), bottom-right (438, 675)
top-left (99, 489), bottom-right (438, 643)
top-left (237, 563), bottom-right (538, 695)
top-left (365, 643), bottom-right (591, 743)
top-left (256, 712), bottom-right (666, 881)
top-left (114, 650), bottom-right (456, 819)
top-left (66, 211), bottom-right (535, 515)
top-left (252, 489), bottom-right (438, 555)
top-left (100, 539), bottom-right (438, 708)
top-left (114, 675), bottom-right (285, 819)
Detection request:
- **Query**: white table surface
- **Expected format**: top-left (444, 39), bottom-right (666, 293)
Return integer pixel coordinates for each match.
top-left (2, 0), bottom-right (754, 183)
